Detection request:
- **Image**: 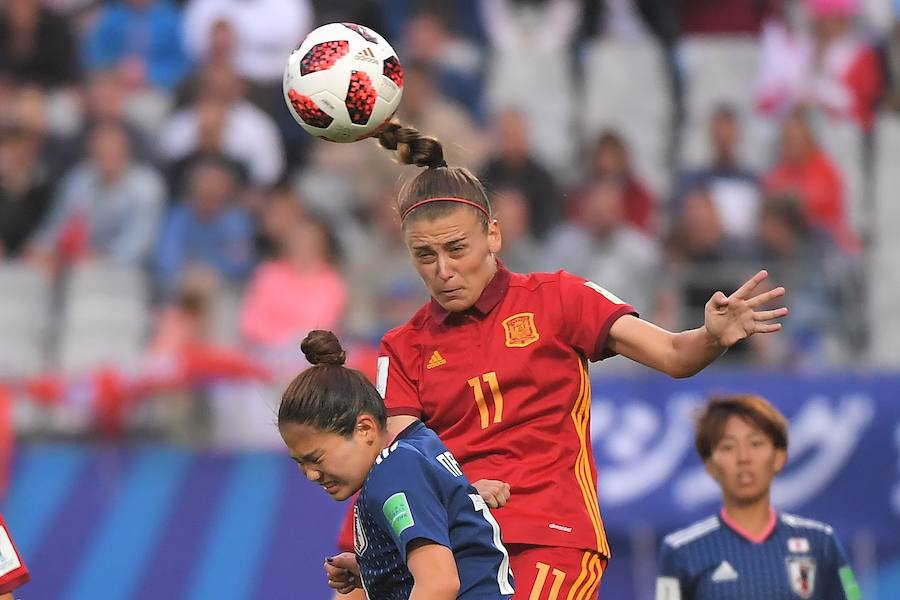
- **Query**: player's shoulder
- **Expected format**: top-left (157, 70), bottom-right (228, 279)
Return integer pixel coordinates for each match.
top-left (779, 512), bottom-right (835, 537)
top-left (383, 304), bottom-right (432, 340)
top-left (507, 269), bottom-right (584, 297)
top-left (662, 515), bottom-right (722, 550)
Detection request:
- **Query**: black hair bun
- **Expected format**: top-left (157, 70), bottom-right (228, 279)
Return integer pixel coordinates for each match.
top-left (301, 330), bottom-right (347, 366)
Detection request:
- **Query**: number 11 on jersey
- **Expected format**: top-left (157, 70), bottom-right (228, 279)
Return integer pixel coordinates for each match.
top-left (468, 372), bottom-right (504, 429)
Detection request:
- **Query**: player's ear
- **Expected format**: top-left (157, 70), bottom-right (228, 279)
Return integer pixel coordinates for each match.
top-left (487, 219), bottom-right (501, 254)
top-left (355, 413), bottom-right (379, 443)
top-left (703, 459), bottom-right (720, 483)
top-left (772, 448), bottom-right (787, 474)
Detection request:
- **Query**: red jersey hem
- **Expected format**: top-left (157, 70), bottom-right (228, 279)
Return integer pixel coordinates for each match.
top-left (593, 305), bottom-right (638, 360)
top-left (386, 406), bottom-right (422, 418)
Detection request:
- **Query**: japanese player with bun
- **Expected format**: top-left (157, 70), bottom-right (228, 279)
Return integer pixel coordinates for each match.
top-left (279, 330), bottom-right (514, 599)
top-left (325, 121), bottom-right (789, 599)
top-left (656, 395), bottom-right (861, 600)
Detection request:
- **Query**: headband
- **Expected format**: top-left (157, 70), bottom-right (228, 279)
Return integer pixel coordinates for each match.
top-left (400, 197), bottom-right (491, 222)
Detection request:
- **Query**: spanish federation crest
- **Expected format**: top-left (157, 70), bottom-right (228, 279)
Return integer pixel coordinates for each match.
top-left (786, 556), bottom-right (816, 599)
top-left (353, 504), bottom-right (368, 555)
top-left (502, 312), bottom-right (540, 348)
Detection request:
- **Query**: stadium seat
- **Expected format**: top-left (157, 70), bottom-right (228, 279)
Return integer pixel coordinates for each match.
top-left (0, 262), bottom-right (53, 378)
top-left (56, 263), bottom-right (150, 374)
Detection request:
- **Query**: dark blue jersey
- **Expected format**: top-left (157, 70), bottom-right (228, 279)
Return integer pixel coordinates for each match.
top-left (656, 511), bottom-right (862, 600)
top-left (354, 421), bottom-right (514, 599)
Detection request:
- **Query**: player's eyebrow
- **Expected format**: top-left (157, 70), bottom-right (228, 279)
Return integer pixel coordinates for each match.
top-left (442, 236), bottom-right (467, 247)
top-left (292, 449), bottom-right (323, 463)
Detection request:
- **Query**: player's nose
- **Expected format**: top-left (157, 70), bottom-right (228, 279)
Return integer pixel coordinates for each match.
top-left (300, 464), bottom-right (322, 482)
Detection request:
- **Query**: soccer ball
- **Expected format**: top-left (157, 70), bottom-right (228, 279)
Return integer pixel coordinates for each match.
top-left (283, 22), bottom-right (404, 143)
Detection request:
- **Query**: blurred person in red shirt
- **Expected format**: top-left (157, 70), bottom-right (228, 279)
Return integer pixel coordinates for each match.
top-left (756, 0), bottom-right (883, 131)
top-left (571, 130), bottom-right (657, 234)
top-left (763, 108), bottom-right (857, 251)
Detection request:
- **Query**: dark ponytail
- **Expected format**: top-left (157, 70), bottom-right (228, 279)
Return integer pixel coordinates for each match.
top-left (279, 330), bottom-right (386, 436)
top-left (376, 119), bottom-right (492, 229)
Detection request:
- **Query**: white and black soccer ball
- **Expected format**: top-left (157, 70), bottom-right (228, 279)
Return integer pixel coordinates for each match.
top-left (283, 22), bottom-right (404, 143)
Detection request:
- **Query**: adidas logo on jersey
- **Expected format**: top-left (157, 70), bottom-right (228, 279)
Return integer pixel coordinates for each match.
top-left (711, 561), bottom-right (739, 582)
top-left (426, 350), bottom-right (446, 369)
top-left (355, 47), bottom-right (378, 63)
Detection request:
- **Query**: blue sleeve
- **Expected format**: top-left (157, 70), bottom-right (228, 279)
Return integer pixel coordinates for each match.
top-left (364, 448), bottom-right (450, 564)
top-left (147, 5), bottom-right (191, 90)
top-left (824, 532), bottom-right (861, 600)
top-left (154, 208), bottom-right (186, 292)
top-left (84, 8), bottom-right (124, 70)
top-left (211, 212), bottom-right (254, 282)
top-left (656, 541), bottom-right (689, 600)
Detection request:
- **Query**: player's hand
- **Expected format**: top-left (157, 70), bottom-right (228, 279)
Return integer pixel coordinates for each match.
top-left (473, 479), bottom-right (511, 508)
top-left (325, 552), bottom-right (360, 593)
top-left (704, 270), bottom-right (788, 348)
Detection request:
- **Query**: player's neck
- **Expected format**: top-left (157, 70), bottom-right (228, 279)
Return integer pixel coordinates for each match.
top-left (721, 499), bottom-right (776, 543)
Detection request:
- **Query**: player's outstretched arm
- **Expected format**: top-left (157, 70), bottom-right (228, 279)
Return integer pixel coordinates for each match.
top-left (407, 539), bottom-right (460, 600)
top-left (609, 270), bottom-right (788, 378)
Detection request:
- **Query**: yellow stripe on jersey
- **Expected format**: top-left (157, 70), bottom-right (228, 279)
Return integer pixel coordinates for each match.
top-left (570, 357), bottom-right (609, 557)
top-left (565, 552), bottom-right (592, 600)
top-left (582, 554), bottom-right (604, 599)
top-left (579, 359), bottom-right (609, 556)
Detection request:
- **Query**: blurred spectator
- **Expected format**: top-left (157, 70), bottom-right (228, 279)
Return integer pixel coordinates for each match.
top-left (755, 194), bottom-right (854, 366)
top-left (28, 122), bottom-right (165, 270)
top-left (492, 188), bottom-right (540, 274)
top-left (149, 267), bottom-right (218, 357)
top-left (668, 186), bottom-right (751, 331)
top-left (403, 8), bottom-right (484, 121)
top-left (83, 0), bottom-right (191, 91)
top-left (543, 178), bottom-right (662, 317)
top-left (255, 184), bottom-right (307, 259)
top-left (0, 0), bottom-right (81, 88)
top-left (675, 105), bottom-right (761, 242)
top-left (183, 0), bottom-right (312, 86)
top-left (240, 215), bottom-right (346, 350)
top-left (0, 125), bottom-right (54, 259)
top-left (763, 108), bottom-right (856, 251)
top-left (756, 0), bottom-right (883, 131)
top-left (52, 71), bottom-right (152, 175)
top-left (481, 109), bottom-right (561, 239)
top-left (154, 156), bottom-right (255, 293)
top-left (158, 64), bottom-right (284, 188)
top-left (397, 61), bottom-right (488, 170)
top-left (345, 191), bottom-right (427, 342)
top-left (575, 130), bottom-right (656, 233)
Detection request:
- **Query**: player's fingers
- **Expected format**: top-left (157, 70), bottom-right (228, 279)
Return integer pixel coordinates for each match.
top-left (753, 307), bottom-right (788, 321)
top-left (330, 552), bottom-right (358, 571)
top-left (708, 291), bottom-right (729, 311)
top-left (731, 270), bottom-right (768, 300)
top-left (746, 286), bottom-right (786, 308)
top-left (755, 322), bottom-right (783, 333)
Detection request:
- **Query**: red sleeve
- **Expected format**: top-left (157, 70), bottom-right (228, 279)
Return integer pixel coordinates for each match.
top-left (336, 498), bottom-right (356, 553)
top-left (377, 334), bottom-right (422, 418)
top-left (0, 516), bottom-right (30, 594)
top-left (557, 271), bottom-right (638, 362)
top-left (845, 46), bottom-right (883, 131)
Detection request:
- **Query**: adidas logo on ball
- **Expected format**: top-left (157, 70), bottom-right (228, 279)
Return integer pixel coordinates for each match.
top-left (355, 47), bottom-right (379, 64)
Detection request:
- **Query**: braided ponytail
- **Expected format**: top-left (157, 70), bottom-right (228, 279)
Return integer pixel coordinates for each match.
top-left (376, 120), bottom-right (490, 228)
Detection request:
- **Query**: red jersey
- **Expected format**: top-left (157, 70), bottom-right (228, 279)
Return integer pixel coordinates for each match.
top-left (0, 514), bottom-right (30, 594)
top-left (376, 265), bottom-right (636, 555)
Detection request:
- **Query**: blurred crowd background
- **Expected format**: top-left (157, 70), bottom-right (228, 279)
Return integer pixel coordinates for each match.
top-left (2, 0), bottom-right (900, 444)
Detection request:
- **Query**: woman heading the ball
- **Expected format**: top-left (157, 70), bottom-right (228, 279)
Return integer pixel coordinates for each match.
top-left (326, 121), bottom-right (788, 599)
top-left (281, 330), bottom-right (514, 599)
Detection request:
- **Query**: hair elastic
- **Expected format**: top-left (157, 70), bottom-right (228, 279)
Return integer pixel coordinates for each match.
top-left (400, 197), bottom-right (491, 222)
